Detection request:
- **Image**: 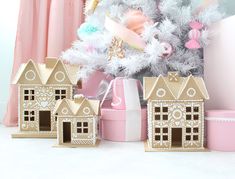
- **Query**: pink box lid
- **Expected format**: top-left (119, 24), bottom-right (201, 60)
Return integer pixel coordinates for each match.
top-left (206, 110), bottom-right (235, 118)
top-left (101, 107), bottom-right (147, 121)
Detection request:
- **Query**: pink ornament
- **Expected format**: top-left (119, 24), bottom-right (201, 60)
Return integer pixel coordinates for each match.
top-left (185, 21), bottom-right (203, 49)
top-left (85, 45), bottom-right (96, 53)
top-left (124, 9), bottom-right (153, 35)
top-left (161, 42), bottom-right (173, 58)
top-left (189, 21), bottom-right (203, 29)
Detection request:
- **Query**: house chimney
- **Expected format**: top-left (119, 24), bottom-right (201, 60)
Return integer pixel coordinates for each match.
top-left (168, 71), bottom-right (179, 82)
top-left (46, 57), bottom-right (58, 68)
top-left (74, 94), bottom-right (85, 104)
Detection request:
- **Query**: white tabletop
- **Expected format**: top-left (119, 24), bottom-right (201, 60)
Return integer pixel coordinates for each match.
top-left (0, 125), bottom-right (235, 179)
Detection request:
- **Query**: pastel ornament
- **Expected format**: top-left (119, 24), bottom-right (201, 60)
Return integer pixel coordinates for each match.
top-left (161, 42), bottom-right (173, 58)
top-left (85, 0), bottom-right (100, 15)
top-left (85, 44), bottom-right (96, 53)
top-left (124, 9), bottom-right (153, 35)
top-left (108, 37), bottom-right (125, 61)
top-left (105, 15), bottom-right (146, 50)
top-left (185, 21), bottom-right (203, 49)
top-left (77, 22), bottom-right (99, 41)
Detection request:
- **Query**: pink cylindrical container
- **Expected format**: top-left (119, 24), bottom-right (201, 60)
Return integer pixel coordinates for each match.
top-left (206, 110), bottom-right (235, 151)
top-left (100, 108), bottom-right (147, 142)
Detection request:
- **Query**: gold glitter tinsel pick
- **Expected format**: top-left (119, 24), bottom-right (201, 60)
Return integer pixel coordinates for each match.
top-left (108, 37), bottom-right (125, 61)
top-left (85, 0), bottom-right (100, 15)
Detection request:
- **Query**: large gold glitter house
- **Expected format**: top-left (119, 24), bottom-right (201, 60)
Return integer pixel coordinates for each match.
top-left (12, 58), bottom-right (79, 138)
top-left (143, 72), bottom-right (209, 151)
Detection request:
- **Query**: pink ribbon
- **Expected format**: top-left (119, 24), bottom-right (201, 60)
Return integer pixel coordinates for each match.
top-left (100, 78), bottom-right (143, 110)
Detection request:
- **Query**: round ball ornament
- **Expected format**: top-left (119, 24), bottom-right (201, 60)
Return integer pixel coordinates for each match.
top-left (161, 42), bottom-right (173, 58)
top-left (123, 9), bottom-right (153, 35)
top-left (77, 22), bottom-right (99, 40)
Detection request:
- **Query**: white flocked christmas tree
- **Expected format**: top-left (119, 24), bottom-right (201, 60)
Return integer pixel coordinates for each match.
top-left (62, 0), bottom-right (223, 80)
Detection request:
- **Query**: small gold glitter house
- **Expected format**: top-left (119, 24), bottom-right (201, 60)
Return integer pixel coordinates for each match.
top-left (53, 95), bottom-right (100, 147)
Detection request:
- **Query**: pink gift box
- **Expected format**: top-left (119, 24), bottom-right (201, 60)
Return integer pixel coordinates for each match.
top-left (206, 110), bottom-right (235, 152)
top-left (100, 108), bottom-right (147, 142)
top-left (100, 78), bottom-right (146, 142)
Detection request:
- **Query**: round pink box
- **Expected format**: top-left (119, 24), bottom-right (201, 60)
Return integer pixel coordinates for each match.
top-left (100, 108), bottom-right (147, 142)
top-left (206, 110), bottom-right (235, 151)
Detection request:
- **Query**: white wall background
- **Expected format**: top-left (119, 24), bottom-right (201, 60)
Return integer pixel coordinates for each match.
top-left (0, 0), bottom-right (235, 123)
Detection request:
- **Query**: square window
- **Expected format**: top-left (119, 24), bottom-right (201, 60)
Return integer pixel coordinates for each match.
top-left (194, 107), bottom-right (199, 112)
top-left (77, 122), bottom-right (82, 127)
top-left (194, 115), bottom-right (199, 120)
top-left (61, 90), bottom-right (66, 94)
top-left (77, 80), bottom-right (82, 89)
top-left (155, 128), bottom-right (160, 133)
top-left (55, 96), bottom-right (60, 100)
top-left (24, 117), bottom-right (29, 121)
top-left (163, 115), bottom-right (168, 120)
top-left (163, 107), bottom-right (168, 112)
top-left (24, 111), bottom-right (29, 115)
top-left (55, 113), bottom-right (58, 121)
top-left (30, 96), bottom-right (34, 100)
top-left (155, 135), bottom-right (160, 141)
top-left (155, 107), bottom-right (160, 113)
top-left (77, 128), bottom-right (82, 133)
top-left (55, 90), bottom-right (60, 94)
top-left (155, 115), bottom-right (160, 120)
top-left (186, 107), bottom-right (191, 112)
top-left (24, 96), bottom-right (29, 100)
top-left (83, 128), bottom-right (88, 133)
top-left (163, 128), bottom-right (168, 133)
top-left (83, 122), bottom-right (88, 127)
top-left (30, 111), bottom-right (34, 115)
top-left (24, 90), bottom-right (29, 94)
top-left (186, 115), bottom-right (191, 120)
top-left (193, 128), bottom-right (199, 133)
top-left (163, 135), bottom-right (168, 141)
top-left (61, 96), bottom-right (66, 99)
top-left (30, 90), bottom-right (34, 94)
top-left (186, 128), bottom-right (191, 133)
top-left (186, 135), bottom-right (191, 141)
top-left (30, 117), bottom-right (34, 121)
top-left (193, 135), bottom-right (198, 141)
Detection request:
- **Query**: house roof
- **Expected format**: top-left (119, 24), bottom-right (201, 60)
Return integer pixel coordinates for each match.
top-left (53, 95), bottom-right (100, 116)
top-left (143, 72), bottom-right (209, 100)
top-left (13, 58), bottom-right (79, 85)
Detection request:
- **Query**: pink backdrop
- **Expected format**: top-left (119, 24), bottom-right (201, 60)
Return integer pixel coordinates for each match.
top-left (3, 0), bottom-right (85, 126)
top-left (204, 15), bottom-right (235, 110)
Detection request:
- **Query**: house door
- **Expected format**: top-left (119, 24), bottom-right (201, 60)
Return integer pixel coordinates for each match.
top-left (63, 122), bottom-right (71, 143)
top-left (39, 111), bottom-right (51, 131)
top-left (171, 128), bottom-right (182, 147)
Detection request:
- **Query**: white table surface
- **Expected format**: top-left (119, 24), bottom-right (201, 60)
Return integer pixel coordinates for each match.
top-left (0, 124), bottom-right (235, 179)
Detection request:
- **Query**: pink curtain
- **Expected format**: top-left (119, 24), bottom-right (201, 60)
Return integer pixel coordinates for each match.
top-left (3, 0), bottom-right (85, 126)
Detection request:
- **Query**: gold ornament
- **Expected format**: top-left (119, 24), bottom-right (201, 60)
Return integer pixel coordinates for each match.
top-left (85, 0), bottom-right (100, 15)
top-left (108, 37), bottom-right (125, 60)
